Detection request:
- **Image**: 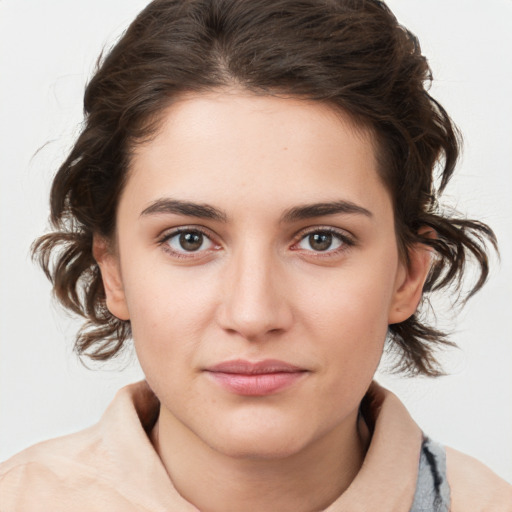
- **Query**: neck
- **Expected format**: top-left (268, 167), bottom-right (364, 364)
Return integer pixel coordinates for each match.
top-left (151, 407), bottom-right (369, 512)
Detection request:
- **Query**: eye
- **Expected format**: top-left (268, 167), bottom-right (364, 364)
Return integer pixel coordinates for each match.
top-left (293, 228), bottom-right (354, 254)
top-left (161, 228), bottom-right (217, 255)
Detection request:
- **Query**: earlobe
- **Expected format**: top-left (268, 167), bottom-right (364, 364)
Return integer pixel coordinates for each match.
top-left (92, 236), bottom-right (130, 321)
top-left (388, 239), bottom-right (433, 325)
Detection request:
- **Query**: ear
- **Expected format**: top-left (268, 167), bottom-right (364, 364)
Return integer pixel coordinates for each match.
top-left (388, 229), bottom-right (434, 325)
top-left (92, 236), bottom-right (130, 321)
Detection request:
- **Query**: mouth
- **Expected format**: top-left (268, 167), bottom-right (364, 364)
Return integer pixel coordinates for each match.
top-left (204, 359), bottom-right (309, 396)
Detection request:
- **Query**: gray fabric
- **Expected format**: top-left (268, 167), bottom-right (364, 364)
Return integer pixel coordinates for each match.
top-left (410, 437), bottom-right (451, 512)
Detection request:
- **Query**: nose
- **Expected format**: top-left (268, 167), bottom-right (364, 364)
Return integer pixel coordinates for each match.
top-left (216, 243), bottom-right (294, 341)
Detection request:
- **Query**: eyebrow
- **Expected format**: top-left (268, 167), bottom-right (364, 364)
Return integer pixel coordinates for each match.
top-left (280, 200), bottom-right (373, 223)
top-left (140, 198), bottom-right (228, 222)
top-left (140, 198), bottom-right (372, 223)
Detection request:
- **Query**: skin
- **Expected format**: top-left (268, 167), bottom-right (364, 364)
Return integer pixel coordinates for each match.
top-left (94, 90), bottom-right (431, 512)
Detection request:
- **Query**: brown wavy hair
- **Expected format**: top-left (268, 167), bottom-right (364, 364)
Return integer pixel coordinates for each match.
top-left (33, 0), bottom-right (497, 376)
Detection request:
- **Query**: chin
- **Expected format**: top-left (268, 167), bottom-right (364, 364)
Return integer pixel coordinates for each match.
top-left (201, 416), bottom-right (313, 461)
top-left (213, 435), bottom-right (308, 461)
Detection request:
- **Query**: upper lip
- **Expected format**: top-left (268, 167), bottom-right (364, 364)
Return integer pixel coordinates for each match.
top-left (205, 359), bottom-right (306, 374)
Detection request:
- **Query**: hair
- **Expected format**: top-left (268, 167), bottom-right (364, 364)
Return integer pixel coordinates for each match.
top-left (33, 0), bottom-right (497, 376)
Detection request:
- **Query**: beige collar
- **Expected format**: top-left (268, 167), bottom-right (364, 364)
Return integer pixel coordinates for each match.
top-left (99, 380), bottom-right (422, 511)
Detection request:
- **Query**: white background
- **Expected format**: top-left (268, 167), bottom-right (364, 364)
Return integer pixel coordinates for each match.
top-left (1, 0), bottom-right (511, 483)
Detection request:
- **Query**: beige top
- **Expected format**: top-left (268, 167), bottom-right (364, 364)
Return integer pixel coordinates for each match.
top-left (1, 381), bottom-right (510, 511)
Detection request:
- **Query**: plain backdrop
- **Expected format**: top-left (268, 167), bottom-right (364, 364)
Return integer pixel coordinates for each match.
top-left (1, 0), bottom-right (511, 483)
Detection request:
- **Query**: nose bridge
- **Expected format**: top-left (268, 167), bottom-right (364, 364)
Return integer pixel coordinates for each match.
top-left (218, 238), bottom-right (291, 339)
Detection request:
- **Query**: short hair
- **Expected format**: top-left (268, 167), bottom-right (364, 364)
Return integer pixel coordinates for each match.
top-left (33, 0), bottom-right (497, 376)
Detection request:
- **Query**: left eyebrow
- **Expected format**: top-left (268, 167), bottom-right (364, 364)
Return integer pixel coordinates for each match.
top-left (280, 200), bottom-right (373, 223)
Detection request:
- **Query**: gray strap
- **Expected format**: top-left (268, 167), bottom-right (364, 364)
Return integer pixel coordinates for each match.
top-left (410, 437), bottom-right (451, 512)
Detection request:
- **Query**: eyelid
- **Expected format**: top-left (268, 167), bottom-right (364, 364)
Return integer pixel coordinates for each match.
top-left (155, 224), bottom-right (355, 260)
top-left (290, 226), bottom-right (356, 254)
top-left (157, 225), bottom-right (222, 258)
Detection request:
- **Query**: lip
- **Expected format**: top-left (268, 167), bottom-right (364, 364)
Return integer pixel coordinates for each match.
top-left (204, 359), bottom-right (308, 396)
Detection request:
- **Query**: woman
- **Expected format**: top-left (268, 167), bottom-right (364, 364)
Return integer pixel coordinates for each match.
top-left (1, 0), bottom-right (511, 510)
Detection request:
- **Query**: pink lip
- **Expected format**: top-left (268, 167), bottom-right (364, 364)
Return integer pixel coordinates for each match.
top-left (205, 359), bottom-right (308, 396)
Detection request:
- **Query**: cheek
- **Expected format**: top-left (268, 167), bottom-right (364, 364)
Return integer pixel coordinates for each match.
top-left (304, 264), bottom-right (395, 337)
top-left (299, 255), bottom-right (397, 372)
top-left (121, 262), bottom-right (219, 367)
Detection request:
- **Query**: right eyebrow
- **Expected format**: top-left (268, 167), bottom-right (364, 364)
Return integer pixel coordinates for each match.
top-left (140, 198), bottom-right (228, 222)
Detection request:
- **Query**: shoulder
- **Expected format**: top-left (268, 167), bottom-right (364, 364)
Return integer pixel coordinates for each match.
top-left (446, 446), bottom-right (512, 512)
top-left (0, 426), bottom-right (114, 510)
top-left (0, 412), bottom-right (111, 474)
top-left (0, 382), bottom-right (163, 511)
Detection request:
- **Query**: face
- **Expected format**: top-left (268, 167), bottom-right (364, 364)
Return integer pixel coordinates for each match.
top-left (97, 90), bottom-right (428, 459)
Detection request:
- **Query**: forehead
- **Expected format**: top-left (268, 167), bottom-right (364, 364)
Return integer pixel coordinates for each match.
top-left (125, 90), bottom-right (390, 219)
top-left (133, 90), bottom-right (376, 162)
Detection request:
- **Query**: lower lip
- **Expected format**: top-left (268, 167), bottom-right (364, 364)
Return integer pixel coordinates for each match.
top-left (206, 371), bottom-right (306, 396)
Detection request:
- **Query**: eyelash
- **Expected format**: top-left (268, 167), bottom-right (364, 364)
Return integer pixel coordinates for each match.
top-left (157, 226), bottom-right (220, 260)
top-left (290, 227), bottom-right (355, 258)
top-left (157, 226), bottom-right (355, 260)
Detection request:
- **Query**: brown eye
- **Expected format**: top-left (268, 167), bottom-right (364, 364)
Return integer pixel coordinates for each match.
top-left (296, 230), bottom-right (345, 253)
top-left (179, 232), bottom-right (204, 251)
top-left (165, 229), bottom-right (215, 253)
top-left (308, 233), bottom-right (333, 251)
